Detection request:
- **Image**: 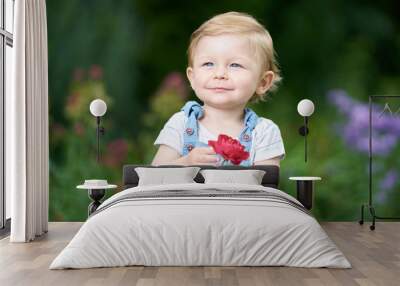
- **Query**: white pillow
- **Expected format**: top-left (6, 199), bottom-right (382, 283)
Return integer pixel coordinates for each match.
top-left (200, 169), bottom-right (266, 185)
top-left (135, 167), bottom-right (201, 186)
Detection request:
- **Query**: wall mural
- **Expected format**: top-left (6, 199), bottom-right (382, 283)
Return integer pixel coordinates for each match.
top-left (46, 1), bottom-right (400, 222)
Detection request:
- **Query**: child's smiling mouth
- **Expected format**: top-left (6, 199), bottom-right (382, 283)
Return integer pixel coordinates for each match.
top-left (207, 87), bottom-right (234, 93)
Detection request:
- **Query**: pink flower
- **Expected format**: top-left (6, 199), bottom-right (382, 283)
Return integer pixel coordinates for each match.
top-left (164, 72), bottom-right (184, 89)
top-left (102, 139), bottom-right (129, 168)
top-left (160, 72), bottom-right (188, 99)
top-left (89, 65), bottom-right (103, 80)
top-left (66, 91), bottom-right (80, 108)
top-left (73, 123), bottom-right (85, 136)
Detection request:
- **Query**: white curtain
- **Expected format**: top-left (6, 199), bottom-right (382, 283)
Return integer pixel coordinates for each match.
top-left (7, 0), bottom-right (49, 242)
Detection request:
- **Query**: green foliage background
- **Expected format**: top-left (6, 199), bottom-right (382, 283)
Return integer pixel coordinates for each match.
top-left (47, 0), bottom-right (400, 221)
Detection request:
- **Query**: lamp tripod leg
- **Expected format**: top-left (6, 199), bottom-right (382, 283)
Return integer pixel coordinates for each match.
top-left (359, 204), bottom-right (365, 225)
top-left (369, 206), bottom-right (376, 231)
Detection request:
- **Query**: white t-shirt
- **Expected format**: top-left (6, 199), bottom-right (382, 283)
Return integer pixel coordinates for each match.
top-left (154, 111), bottom-right (285, 163)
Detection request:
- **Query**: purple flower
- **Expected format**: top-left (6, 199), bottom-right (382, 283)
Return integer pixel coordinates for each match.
top-left (376, 169), bottom-right (398, 204)
top-left (327, 90), bottom-right (400, 156)
top-left (327, 89), bottom-right (355, 114)
top-left (380, 169), bottom-right (397, 190)
top-left (376, 191), bottom-right (388, 204)
top-left (373, 111), bottom-right (400, 135)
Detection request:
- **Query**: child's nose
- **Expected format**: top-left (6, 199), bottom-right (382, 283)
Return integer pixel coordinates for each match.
top-left (213, 66), bottom-right (228, 79)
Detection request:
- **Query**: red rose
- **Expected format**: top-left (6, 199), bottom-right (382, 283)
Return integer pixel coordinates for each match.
top-left (208, 134), bottom-right (249, 165)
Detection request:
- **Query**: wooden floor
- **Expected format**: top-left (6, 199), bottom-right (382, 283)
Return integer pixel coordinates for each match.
top-left (0, 222), bottom-right (399, 286)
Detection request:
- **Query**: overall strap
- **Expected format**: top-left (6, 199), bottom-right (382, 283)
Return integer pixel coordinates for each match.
top-left (181, 101), bottom-right (204, 156)
top-left (180, 101), bottom-right (259, 166)
top-left (238, 107), bottom-right (259, 166)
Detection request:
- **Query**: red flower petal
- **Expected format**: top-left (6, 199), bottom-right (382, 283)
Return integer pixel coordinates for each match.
top-left (208, 134), bottom-right (249, 165)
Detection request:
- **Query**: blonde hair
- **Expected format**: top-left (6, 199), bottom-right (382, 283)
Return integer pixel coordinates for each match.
top-left (187, 12), bottom-right (282, 102)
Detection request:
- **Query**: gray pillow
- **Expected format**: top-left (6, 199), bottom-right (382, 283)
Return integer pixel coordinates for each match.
top-left (200, 169), bottom-right (266, 185)
top-left (135, 167), bottom-right (201, 186)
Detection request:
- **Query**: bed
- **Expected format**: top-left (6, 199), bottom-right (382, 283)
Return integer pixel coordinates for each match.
top-left (49, 165), bottom-right (351, 269)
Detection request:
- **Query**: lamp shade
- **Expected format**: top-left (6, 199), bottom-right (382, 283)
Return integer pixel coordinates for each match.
top-left (90, 99), bottom-right (107, 117)
top-left (297, 99), bottom-right (315, 117)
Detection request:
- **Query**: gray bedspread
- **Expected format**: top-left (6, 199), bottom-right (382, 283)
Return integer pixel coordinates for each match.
top-left (50, 183), bottom-right (351, 269)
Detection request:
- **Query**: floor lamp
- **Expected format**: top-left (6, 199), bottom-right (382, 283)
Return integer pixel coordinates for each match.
top-left (297, 99), bottom-right (315, 162)
top-left (89, 99), bottom-right (107, 163)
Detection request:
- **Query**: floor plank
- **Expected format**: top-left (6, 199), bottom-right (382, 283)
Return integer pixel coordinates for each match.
top-left (0, 222), bottom-right (399, 286)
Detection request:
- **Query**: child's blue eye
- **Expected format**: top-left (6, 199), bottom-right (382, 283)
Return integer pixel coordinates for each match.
top-left (202, 62), bottom-right (214, 67)
top-left (230, 63), bottom-right (242, 68)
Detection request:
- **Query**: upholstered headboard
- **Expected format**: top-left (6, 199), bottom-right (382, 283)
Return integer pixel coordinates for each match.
top-left (122, 165), bottom-right (280, 189)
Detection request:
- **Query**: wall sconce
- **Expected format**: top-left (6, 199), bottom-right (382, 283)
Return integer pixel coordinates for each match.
top-left (89, 99), bottom-right (107, 163)
top-left (297, 99), bottom-right (315, 162)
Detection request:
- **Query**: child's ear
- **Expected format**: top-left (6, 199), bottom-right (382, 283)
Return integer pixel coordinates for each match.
top-left (256, 71), bottom-right (274, 95)
top-left (186, 67), bottom-right (194, 89)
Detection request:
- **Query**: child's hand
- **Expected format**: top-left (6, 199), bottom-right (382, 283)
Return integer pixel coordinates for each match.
top-left (183, 147), bottom-right (218, 165)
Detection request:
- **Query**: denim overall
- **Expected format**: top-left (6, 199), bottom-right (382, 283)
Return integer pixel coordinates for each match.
top-left (181, 101), bottom-right (258, 166)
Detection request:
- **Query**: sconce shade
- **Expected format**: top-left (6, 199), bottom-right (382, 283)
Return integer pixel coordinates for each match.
top-left (90, 99), bottom-right (107, 117)
top-left (297, 99), bottom-right (315, 117)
